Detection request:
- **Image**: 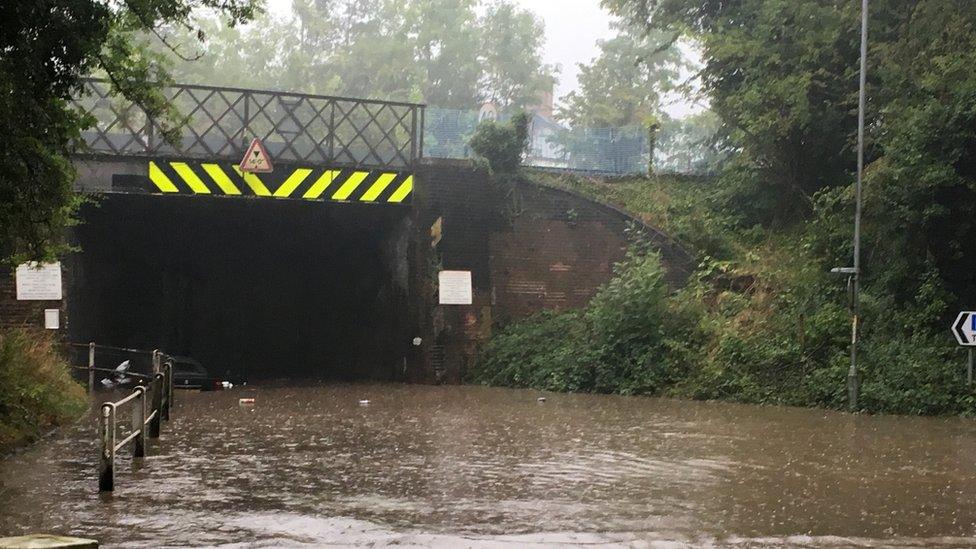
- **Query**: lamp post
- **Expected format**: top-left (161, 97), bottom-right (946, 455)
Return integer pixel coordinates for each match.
top-left (833, 0), bottom-right (868, 411)
top-left (849, 0), bottom-right (869, 411)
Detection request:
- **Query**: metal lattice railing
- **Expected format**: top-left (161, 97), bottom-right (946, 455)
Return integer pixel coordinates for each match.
top-left (72, 79), bottom-right (425, 169)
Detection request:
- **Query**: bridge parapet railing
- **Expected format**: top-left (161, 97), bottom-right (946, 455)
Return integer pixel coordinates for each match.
top-left (72, 79), bottom-right (425, 169)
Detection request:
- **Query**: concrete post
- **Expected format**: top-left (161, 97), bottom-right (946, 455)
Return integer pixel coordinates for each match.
top-left (148, 374), bottom-right (163, 439)
top-left (98, 404), bottom-right (115, 492)
top-left (131, 386), bottom-right (146, 458)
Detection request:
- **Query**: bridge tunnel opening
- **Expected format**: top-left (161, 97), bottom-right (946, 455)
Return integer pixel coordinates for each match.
top-left (67, 194), bottom-right (414, 382)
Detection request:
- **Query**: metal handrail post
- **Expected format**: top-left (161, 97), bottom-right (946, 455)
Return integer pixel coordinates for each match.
top-left (160, 358), bottom-right (171, 421)
top-left (98, 404), bottom-right (115, 492)
top-left (131, 386), bottom-right (147, 458)
top-left (152, 349), bottom-right (161, 375)
top-left (166, 359), bottom-right (174, 420)
top-left (148, 374), bottom-right (163, 439)
top-left (88, 342), bottom-right (95, 393)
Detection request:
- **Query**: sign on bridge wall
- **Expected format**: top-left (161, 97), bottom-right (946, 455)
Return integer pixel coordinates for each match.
top-left (15, 262), bottom-right (63, 301)
top-left (138, 161), bottom-right (413, 204)
top-left (438, 271), bottom-right (473, 305)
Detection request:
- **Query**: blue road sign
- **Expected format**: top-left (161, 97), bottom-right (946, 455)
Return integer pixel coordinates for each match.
top-left (952, 311), bottom-right (976, 346)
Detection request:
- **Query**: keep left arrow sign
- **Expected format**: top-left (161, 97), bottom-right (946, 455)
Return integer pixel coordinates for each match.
top-left (952, 311), bottom-right (976, 346)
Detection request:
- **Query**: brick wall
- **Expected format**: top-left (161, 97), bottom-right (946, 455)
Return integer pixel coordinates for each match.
top-left (0, 267), bottom-right (66, 331)
top-left (412, 160), bottom-right (694, 383)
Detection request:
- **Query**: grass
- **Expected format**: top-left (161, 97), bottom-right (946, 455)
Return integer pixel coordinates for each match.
top-left (0, 328), bottom-right (88, 454)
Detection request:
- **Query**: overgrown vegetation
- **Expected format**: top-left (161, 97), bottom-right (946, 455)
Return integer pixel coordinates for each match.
top-left (469, 111), bottom-right (531, 176)
top-left (469, 1), bottom-right (976, 416)
top-left (0, 330), bottom-right (87, 454)
top-left (470, 173), bottom-right (976, 416)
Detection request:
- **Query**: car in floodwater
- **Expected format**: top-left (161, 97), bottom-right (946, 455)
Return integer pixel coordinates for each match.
top-left (100, 356), bottom-right (234, 391)
top-left (170, 356), bottom-right (233, 391)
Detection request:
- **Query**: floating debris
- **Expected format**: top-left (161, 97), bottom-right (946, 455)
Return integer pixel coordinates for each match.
top-left (239, 398), bottom-right (255, 406)
top-left (537, 397), bottom-right (547, 403)
top-left (359, 399), bottom-right (371, 406)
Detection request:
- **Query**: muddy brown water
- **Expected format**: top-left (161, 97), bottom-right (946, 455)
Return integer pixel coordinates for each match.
top-left (1, 384), bottom-right (975, 547)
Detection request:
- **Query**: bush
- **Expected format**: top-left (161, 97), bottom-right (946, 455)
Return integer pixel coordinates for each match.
top-left (468, 112), bottom-right (530, 175)
top-left (471, 250), bottom-right (702, 396)
top-left (0, 329), bottom-right (87, 453)
top-left (469, 310), bottom-right (598, 392)
top-left (478, 172), bottom-right (976, 416)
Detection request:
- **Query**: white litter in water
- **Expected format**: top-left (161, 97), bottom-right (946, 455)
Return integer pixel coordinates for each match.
top-left (537, 397), bottom-right (547, 403)
top-left (359, 399), bottom-right (371, 406)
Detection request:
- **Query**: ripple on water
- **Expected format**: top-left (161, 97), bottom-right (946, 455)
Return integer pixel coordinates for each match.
top-left (2, 384), bottom-right (976, 547)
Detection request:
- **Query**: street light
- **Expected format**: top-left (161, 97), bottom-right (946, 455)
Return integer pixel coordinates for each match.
top-left (847, 0), bottom-right (870, 411)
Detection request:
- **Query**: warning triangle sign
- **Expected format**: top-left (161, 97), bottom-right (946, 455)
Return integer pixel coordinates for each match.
top-left (240, 138), bottom-right (274, 173)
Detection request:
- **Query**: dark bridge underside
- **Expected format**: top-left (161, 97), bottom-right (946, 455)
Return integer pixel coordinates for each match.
top-left (67, 194), bottom-right (412, 382)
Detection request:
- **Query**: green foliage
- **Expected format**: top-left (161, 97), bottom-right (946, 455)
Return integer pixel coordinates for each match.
top-left (478, 2), bottom-right (557, 108)
top-left (469, 111), bottom-right (531, 175)
top-left (0, 329), bottom-right (87, 453)
top-left (1, 0), bottom-right (256, 261)
top-left (471, 249), bottom-right (701, 397)
top-left (603, 0), bottom-right (976, 307)
top-left (471, 310), bottom-right (599, 393)
top-left (166, 0), bottom-right (555, 110)
top-left (557, 24), bottom-right (682, 128)
top-left (478, 172), bottom-right (976, 416)
top-left (604, 0), bottom-right (863, 222)
top-left (655, 111), bottom-right (728, 175)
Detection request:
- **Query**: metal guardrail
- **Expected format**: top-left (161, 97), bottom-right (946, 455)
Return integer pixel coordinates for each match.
top-left (71, 78), bottom-right (426, 169)
top-left (69, 343), bottom-right (175, 492)
top-left (69, 341), bottom-right (153, 393)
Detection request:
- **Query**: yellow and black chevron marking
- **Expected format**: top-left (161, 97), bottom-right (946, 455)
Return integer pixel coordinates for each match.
top-left (145, 161), bottom-right (413, 204)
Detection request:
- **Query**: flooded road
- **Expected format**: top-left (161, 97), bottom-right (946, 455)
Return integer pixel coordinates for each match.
top-left (1, 384), bottom-right (976, 547)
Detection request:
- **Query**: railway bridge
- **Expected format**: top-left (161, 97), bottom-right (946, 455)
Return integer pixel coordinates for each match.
top-left (5, 79), bottom-right (693, 382)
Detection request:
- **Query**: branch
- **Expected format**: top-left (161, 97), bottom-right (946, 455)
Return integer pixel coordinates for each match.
top-left (121, 0), bottom-right (204, 62)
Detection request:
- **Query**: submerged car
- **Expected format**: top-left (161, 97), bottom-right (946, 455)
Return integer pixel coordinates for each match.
top-left (169, 357), bottom-right (233, 391)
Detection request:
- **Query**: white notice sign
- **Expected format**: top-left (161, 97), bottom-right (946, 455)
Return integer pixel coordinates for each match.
top-left (16, 262), bottom-right (63, 300)
top-left (438, 270), bottom-right (473, 305)
top-left (44, 309), bottom-right (60, 330)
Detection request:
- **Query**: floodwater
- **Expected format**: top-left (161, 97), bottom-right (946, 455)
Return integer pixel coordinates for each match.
top-left (1, 385), bottom-right (976, 548)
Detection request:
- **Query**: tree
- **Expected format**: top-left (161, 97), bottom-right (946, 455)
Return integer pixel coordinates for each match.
top-left (558, 24), bottom-right (682, 128)
top-left (655, 110), bottom-right (727, 175)
top-left (606, 0), bottom-right (976, 307)
top-left (166, 0), bottom-right (553, 109)
top-left (406, 0), bottom-right (483, 109)
top-left (603, 0), bottom-right (865, 221)
top-left (1, 0), bottom-right (256, 261)
top-left (479, 1), bottom-right (556, 109)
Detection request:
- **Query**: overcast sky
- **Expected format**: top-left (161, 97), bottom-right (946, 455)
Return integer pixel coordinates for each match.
top-left (502, 0), bottom-right (615, 99)
top-left (264, 0), bottom-right (702, 117)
